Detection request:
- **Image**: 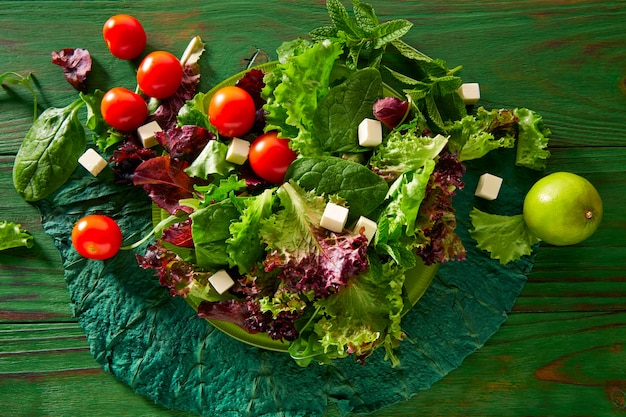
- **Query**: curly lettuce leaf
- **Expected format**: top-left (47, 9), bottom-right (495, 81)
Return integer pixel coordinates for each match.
top-left (469, 208), bottom-right (540, 264)
top-left (262, 39), bottom-right (343, 156)
top-left (227, 189), bottom-right (276, 274)
top-left (378, 159), bottom-right (436, 238)
top-left (260, 181), bottom-right (369, 298)
top-left (446, 107), bottom-right (517, 161)
top-left (514, 107), bottom-right (551, 170)
top-left (312, 259), bottom-right (406, 366)
top-left (0, 221), bottom-right (33, 251)
top-left (369, 127), bottom-right (448, 181)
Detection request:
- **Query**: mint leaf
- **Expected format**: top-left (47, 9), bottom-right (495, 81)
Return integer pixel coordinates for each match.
top-left (469, 208), bottom-right (540, 264)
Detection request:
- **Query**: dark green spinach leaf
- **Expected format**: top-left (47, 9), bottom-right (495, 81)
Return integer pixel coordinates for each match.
top-left (286, 156), bottom-right (388, 219)
top-left (314, 67), bottom-right (382, 154)
top-left (13, 98), bottom-right (86, 202)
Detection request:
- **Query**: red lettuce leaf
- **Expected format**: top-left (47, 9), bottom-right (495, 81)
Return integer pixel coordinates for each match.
top-left (132, 155), bottom-right (196, 214)
top-left (162, 218), bottom-right (194, 248)
top-left (197, 298), bottom-right (301, 341)
top-left (137, 243), bottom-right (198, 297)
top-left (415, 151), bottom-right (467, 264)
top-left (373, 97), bottom-right (410, 130)
top-left (51, 48), bottom-right (92, 92)
top-left (110, 138), bottom-right (158, 185)
top-left (153, 65), bottom-right (202, 132)
top-left (155, 125), bottom-right (215, 163)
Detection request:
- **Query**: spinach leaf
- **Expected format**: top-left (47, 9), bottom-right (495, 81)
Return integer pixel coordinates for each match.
top-left (285, 156), bottom-right (388, 218)
top-left (12, 98), bottom-right (86, 202)
top-left (314, 67), bottom-right (382, 154)
top-left (190, 199), bottom-right (240, 270)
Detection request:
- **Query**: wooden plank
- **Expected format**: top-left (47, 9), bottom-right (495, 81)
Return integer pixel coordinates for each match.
top-left (3, 312), bottom-right (626, 416)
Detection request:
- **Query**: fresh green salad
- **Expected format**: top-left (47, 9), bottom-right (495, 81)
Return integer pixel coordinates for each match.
top-left (7, 0), bottom-right (551, 366)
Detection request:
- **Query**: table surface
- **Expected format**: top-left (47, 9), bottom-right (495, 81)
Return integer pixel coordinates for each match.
top-left (1, 1), bottom-right (625, 416)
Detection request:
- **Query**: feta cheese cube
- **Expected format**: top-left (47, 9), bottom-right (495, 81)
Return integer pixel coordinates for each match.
top-left (353, 216), bottom-right (377, 243)
top-left (458, 83), bottom-right (481, 105)
top-left (358, 118), bottom-right (383, 147)
top-left (320, 202), bottom-right (349, 233)
top-left (226, 137), bottom-right (250, 165)
top-left (137, 120), bottom-right (163, 148)
top-left (209, 269), bottom-right (235, 295)
top-left (475, 173), bottom-right (503, 200)
top-left (78, 148), bottom-right (108, 176)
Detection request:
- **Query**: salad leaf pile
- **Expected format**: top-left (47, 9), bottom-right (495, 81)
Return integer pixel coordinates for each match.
top-left (5, 0), bottom-right (551, 367)
top-left (125, 0), bottom-right (551, 366)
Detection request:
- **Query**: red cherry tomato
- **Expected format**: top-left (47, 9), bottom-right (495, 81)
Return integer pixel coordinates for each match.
top-left (249, 131), bottom-right (297, 184)
top-left (100, 87), bottom-right (148, 131)
top-left (208, 86), bottom-right (256, 138)
top-left (136, 51), bottom-right (183, 99)
top-left (102, 14), bottom-right (146, 60)
top-left (71, 215), bottom-right (123, 260)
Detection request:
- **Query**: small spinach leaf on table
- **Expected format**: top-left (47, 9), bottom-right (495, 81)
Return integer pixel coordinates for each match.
top-left (13, 97), bottom-right (86, 202)
top-left (286, 156), bottom-right (388, 219)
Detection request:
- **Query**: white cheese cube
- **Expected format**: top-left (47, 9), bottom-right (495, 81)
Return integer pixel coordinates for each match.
top-left (209, 269), bottom-right (235, 295)
top-left (137, 120), bottom-right (163, 148)
top-left (358, 118), bottom-right (383, 147)
top-left (226, 137), bottom-right (250, 165)
top-left (353, 216), bottom-right (377, 244)
top-left (78, 148), bottom-right (108, 176)
top-left (475, 173), bottom-right (503, 200)
top-left (458, 83), bottom-right (481, 105)
top-left (320, 202), bottom-right (349, 233)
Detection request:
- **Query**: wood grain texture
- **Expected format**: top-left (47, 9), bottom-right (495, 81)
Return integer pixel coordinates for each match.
top-left (1, 0), bottom-right (625, 416)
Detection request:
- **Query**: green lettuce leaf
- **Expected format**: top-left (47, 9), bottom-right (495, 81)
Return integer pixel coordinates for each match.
top-left (262, 39), bottom-right (343, 156)
top-left (0, 221), bottom-right (33, 251)
top-left (227, 189), bottom-right (276, 274)
top-left (185, 140), bottom-right (235, 179)
top-left (468, 208), bottom-right (540, 264)
top-left (312, 259), bottom-right (406, 366)
top-left (379, 159), bottom-right (436, 238)
top-left (369, 127), bottom-right (448, 181)
top-left (190, 200), bottom-right (240, 270)
top-left (446, 107), bottom-right (517, 161)
top-left (514, 107), bottom-right (551, 170)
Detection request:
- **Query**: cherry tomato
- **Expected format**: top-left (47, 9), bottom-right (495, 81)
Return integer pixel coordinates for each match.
top-left (136, 51), bottom-right (183, 99)
top-left (208, 86), bottom-right (256, 138)
top-left (249, 131), bottom-right (297, 184)
top-left (71, 215), bottom-right (123, 260)
top-left (102, 14), bottom-right (146, 60)
top-left (100, 87), bottom-right (148, 131)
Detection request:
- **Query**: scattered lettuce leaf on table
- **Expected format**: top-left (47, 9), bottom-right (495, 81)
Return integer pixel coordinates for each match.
top-left (0, 221), bottom-right (34, 251)
top-left (469, 208), bottom-right (541, 264)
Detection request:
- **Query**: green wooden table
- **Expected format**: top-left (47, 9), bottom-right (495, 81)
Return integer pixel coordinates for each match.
top-left (1, 1), bottom-right (625, 416)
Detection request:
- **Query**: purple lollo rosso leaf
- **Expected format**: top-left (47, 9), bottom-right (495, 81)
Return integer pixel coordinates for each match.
top-left (51, 48), bottom-right (92, 92)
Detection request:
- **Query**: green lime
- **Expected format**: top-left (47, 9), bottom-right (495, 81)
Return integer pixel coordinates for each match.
top-left (523, 172), bottom-right (602, 246)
